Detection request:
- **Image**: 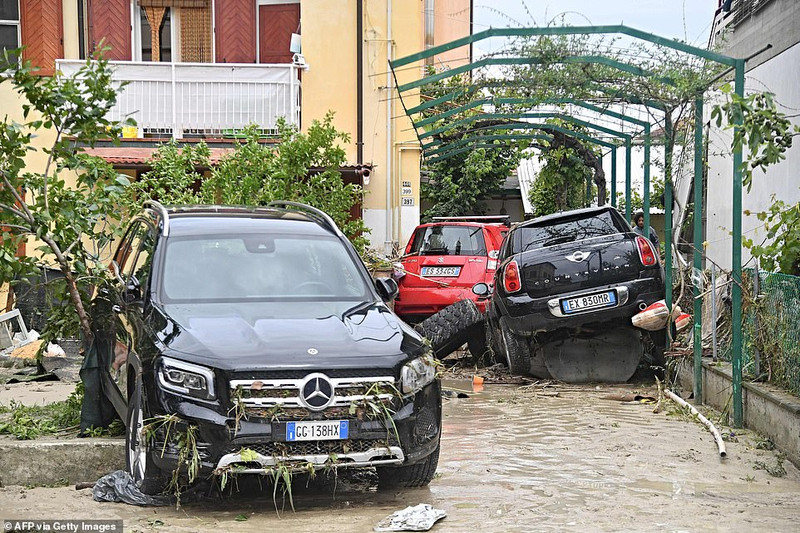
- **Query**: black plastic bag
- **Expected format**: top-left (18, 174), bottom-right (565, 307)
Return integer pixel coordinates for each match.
top-left (92, 470), bottom-right (171, 506)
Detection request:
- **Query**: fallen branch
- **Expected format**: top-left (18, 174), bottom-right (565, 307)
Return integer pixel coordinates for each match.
top-left (665, 389), bottom-right (727, 458)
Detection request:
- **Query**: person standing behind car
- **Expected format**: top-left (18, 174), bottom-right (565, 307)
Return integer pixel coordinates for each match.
top-left (632, 210), bottom-right (659, 250)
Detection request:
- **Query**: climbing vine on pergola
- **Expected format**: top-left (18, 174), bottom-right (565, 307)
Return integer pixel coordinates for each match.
top-left (390, 25), bottom-right (752, 425)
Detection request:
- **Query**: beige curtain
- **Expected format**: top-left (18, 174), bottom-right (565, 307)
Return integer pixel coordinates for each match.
top-left (142, 7), bottom-right (166, 61)
top-left (139, 0), bottom-right (208, 7)
top-left (179, 6), bottom-right (212, 62)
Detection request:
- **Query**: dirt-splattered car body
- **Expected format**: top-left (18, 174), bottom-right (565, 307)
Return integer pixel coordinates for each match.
top-left (91, 202), bottom-right (441, 494)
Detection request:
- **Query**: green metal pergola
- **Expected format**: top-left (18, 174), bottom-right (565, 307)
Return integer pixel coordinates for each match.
top-left (390, 25), bottom-right (747, 426)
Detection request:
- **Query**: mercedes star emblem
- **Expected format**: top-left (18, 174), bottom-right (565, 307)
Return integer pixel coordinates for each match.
top-left (299, 373), bottom-right (335, 411)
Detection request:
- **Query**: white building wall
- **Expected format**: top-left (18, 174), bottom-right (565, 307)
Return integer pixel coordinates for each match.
top-left (705, 41), bottom-right (800, 271)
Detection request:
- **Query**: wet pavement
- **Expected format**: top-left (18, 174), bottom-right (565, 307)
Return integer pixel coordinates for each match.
top-left (1, 381), bottom-right (799, 532)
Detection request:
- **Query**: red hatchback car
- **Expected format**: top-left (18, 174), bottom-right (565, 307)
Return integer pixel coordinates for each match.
top-left (394, 217), bottom-right (509, 321)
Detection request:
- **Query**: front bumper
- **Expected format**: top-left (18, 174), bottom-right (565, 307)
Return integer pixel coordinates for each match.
top-left (149, 379), bottom-right (442, 475)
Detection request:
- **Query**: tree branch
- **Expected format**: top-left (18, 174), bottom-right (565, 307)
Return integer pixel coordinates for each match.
top-left (0, 172), bottom-right (35, 224)
top-left (42, 124), bottom-right (64, 213)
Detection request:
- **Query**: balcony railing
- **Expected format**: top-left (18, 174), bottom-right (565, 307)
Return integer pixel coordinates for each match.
top-left (56, 60), bottom-right (301, 138)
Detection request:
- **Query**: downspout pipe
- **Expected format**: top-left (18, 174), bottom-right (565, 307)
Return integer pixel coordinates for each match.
top-left (357, 0), bottom-right (363, 164)
top-left (385, 0), bottom-right (393, 253)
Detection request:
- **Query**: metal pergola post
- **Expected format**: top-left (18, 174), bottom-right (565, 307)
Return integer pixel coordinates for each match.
top-left (693, 95), bottom-right (704, 403)
top-left (732, 59), bottom-right (746, 428)
top-left (625, 137), bottom-right (632, 220)
top-left (664, 113), bottom-right (674, 347)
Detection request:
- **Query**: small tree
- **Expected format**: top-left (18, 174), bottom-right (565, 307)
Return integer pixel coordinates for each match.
top-left (528, 144), bottom-right (592, 216)
top-left (0, 54), bottom-right (130, 344)
top-left (125, 113), bottom-right (369, 253)
top-left (422, 146), bottom-right (520, 221)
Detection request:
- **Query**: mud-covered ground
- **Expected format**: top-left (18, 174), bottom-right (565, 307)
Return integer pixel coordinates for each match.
top-left (1, 379), bottom-right (799, 533)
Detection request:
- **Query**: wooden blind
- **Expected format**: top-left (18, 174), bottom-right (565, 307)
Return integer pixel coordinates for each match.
top-left (214, 0), bottom-right (256, 63)
top-left (88, 0), bottom-right (132, 60)
top-left (20, 0), bottom-right (63, 76)
top-left (258, 3), bottom-right (300, 64)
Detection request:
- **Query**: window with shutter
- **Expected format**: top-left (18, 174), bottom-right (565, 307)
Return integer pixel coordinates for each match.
top-left (88, 0), bottom-right (132, 60)
top-left (20, 0), bottom-right (63, 76)
top-left (215, 0), bottom-right (256, 63)
top-left (258, 2), bottom-right (299, 64)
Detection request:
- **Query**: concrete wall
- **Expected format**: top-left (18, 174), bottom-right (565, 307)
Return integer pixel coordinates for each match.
top-left (705, 41), bottom-right (800, 270)
top-left (712, 0), bottom-right (800, 71)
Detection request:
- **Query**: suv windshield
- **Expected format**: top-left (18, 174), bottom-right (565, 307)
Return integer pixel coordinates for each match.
top-left (409, 225), bottom-right (486, 256)
top-left (515, 211), bottom-right (625, 253)
top-left (160, 233), bottom-right (369, 303)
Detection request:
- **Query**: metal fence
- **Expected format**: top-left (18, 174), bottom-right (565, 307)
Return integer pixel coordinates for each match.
top-left (56, 60), bottom-right (301, 138)
top-left (719, 268), bottom-right (800, 397)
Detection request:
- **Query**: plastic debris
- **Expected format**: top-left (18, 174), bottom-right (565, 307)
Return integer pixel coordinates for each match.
top-left (374, 504), bottom-right (447, 532)
top-left (92, 470), bottom-right (171, 507)
top-left (45, 342), bottom-right (66, 357)
top-left (675, 313), bottom-right (691, 331)
top-left (631, 300), bottom-right (670, 331)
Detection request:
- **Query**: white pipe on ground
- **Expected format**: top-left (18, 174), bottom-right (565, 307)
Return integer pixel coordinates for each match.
top-left (665, 389), bottom-right (727, 457)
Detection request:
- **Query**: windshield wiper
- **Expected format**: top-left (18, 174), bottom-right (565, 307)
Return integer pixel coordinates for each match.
top-left (342, 300), bottom-right (374, 318)
top-left (543, 234), bottom-right (577, 247)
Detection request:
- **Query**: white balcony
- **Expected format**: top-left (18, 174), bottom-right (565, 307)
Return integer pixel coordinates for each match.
top-left (56, 60), bottom-right (301, 138)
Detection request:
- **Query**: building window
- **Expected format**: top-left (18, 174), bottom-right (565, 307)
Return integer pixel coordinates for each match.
top-left (141, 7), bottom-right (172, 61)
top-left (0, 0), bottom-right (19, 65)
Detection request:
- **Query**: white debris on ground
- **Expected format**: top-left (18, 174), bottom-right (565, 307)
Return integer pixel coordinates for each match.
top-left (374, 504), bottom-right (447, 532)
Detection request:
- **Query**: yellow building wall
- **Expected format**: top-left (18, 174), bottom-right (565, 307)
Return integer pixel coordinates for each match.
top-left (433, 0), bottom-right (472, 67)
top-left (302, 0), bottom-right (423, 252)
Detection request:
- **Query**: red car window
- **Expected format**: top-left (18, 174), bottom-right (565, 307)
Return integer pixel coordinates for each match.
top-left (409, 226), bottom-right (487, 256)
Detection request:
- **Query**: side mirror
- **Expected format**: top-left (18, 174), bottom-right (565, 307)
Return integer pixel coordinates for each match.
top-left (374, 277), bottom-right (399, 302)
top-left (472, 282), bottom-right (490, 296)
top-left (122, 276), bottom-right (142, 305)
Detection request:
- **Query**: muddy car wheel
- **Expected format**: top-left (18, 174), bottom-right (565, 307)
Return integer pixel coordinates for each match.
top-left (414, 299), bottom-right (485, 359)
top-left (376, 444), bottom-right (440, 489)
top-left (126, 379), bottom-right (167, 495)
top-left (499, 320), bottom-right (531, 375)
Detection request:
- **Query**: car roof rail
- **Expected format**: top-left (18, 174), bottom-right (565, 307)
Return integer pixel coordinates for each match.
top-left (267, 201), bottom-right (343, 236)
top-left (144, 200), bottom-right (170, 237)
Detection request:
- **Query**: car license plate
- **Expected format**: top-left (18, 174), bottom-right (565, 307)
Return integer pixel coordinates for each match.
top-left (286, 420), bottom-right (349, 441)
top-left (561, 290), bottom-right (617, 314)
top-left (421, 266), bottom-right (461, 277)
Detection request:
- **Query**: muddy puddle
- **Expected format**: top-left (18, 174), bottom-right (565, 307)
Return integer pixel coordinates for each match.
top-left (2, 382), bottom-right (800, 532)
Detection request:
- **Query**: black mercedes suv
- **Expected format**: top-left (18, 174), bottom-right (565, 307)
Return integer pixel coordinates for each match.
top-left (92, 201), bottom-right (441, 494)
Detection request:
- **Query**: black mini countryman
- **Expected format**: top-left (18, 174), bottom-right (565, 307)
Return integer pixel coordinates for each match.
top-left (91, 201), bottom-right (441, 494)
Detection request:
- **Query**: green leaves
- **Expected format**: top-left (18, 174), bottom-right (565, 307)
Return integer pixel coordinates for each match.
top-left (745, 195), bottom-right (800, 276)
top-left (711, 85), bottom-right (798, 192)
top-left (0, 51), bottom-right (129, 341)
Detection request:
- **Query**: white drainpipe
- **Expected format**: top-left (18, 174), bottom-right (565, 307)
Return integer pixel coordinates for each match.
top-left (385, 0), bottom-right (394, 255)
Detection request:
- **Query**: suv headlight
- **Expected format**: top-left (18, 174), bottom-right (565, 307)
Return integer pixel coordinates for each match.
top-left (400, 356), bottom-right (437, 394)
top-left (157, 357), bottom-right (216, 401)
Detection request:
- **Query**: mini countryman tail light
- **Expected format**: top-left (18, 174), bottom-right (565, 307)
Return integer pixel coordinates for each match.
top-left (636, 236), bottom-right (658, 267)
top-left (503, 260), bottom-right (522, 293)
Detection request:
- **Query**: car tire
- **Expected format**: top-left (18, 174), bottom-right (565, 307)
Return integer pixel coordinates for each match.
top-left (126, 378), bottom-right (168, 495)
top-left (499, 320), bottom-right (531, 375)
top-left (376, 443), bottom-right (440, 489)
top-left (414, 299), bottom-right (485, 359)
